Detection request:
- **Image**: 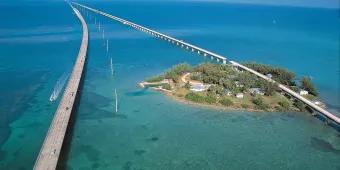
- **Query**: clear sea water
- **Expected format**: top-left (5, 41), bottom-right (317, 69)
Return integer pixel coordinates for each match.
top-left (0, 1), bottom-right (339, 169)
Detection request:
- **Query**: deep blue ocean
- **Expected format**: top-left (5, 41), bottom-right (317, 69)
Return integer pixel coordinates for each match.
top-left (0, 1), bottom-right (339, 169)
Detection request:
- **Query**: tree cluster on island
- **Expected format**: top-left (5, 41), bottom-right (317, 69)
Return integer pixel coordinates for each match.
top-left (142, 62), bottom-right (321, 112)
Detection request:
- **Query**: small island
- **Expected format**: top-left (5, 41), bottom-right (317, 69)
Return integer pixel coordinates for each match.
top-left (139, 62), bottom-right (325, 112)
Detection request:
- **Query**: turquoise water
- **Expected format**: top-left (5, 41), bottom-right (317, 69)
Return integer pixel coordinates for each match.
top-left (0, 1), bottom-right (339, 169)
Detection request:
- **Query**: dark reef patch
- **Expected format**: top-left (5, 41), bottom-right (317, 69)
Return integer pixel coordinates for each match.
top-left (134, 149), bottom-right (146, 156)
top-left (125, 89), bottom-right (149, 97)
top-left (124, 88), bottom-right (156, 97)
top-left (147, 136), bottom-right (159, 142)
top-left (18, 133), bottom-right (25, 139)
top-left (0, 71), bottom-right (47, 155)
top-left (310, 137), bottom-right (340, 154)
top-left (230, 116), bottom-right (247, 123)
top-left (75, 144), bottom-right (101, 162)
top-left (122, 161), bottom-right (133, 170)
top-left (113, 113), bottom-right (128, 119)
top-left (91, 162), bottom-right (100, 169)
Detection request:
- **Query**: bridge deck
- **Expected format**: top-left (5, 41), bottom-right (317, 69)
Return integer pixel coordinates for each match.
top-left (34, 4), bottom-right (88, 170)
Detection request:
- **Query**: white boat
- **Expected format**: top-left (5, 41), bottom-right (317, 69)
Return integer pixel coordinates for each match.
top-left (49, 72), bottom-right (70, 102)
top-left (49, 91), bottom-right (57, 102)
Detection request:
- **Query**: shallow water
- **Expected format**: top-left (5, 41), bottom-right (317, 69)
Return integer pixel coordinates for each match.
top-left (0, 1), bottom-right (339, 169)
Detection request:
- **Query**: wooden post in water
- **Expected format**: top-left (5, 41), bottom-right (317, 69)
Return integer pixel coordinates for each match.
top-left (106, 40), bottom-right (109, 53)
top-left (115, 89), bottom-right (118, 113)
top-left (110, 57), bottom-right (114, 76)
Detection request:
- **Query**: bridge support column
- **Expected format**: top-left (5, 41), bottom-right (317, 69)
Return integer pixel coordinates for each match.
top-left (222, 59), bottom-right (227, 64)
top-left (186, 46), bottom-right (189, 50)
top-left (217, 58), bottom-right (220, 62)
top-left (211, 56), bottom-right (214, 60)
top-left (204, 53), bottom-right (207, 57)
top-left (198, 51), bottom-right (200, 54)
top-left (311, 111), bottom-right (317, 116)
top-left (325, 118), bottom-right (330, 125)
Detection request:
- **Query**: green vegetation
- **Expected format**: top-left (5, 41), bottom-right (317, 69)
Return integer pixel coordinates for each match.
top-left (207, 85), bottom-right (224, 95)
top-left (241, 103), bottom-right (249, 109)
top-left (220, 98), bottom-right (233, 106)
top-left (244, 62), bottom-right (295, 86)
top-left (162, 83), bottom-right (171, 90)
top-left (261, 81), bottom-right (278, 96)
top-left (185, 92), bottom-right (217, 104)
top-left (185, 92), bottom-right (205, 103)
top-left (146, 83), bottom-right (168, 88)
top-left (278, 98), bottom-right (291, 111)
top-left (145, 75), bottom-right (164, 83)
top-left (300, 76), bottom-right (318, 96)
top-left (184, 82), bottom-right (191, 89)
top-left (194, 63), bottom-right (236, 85)
top-left (252, 96), bottom-right (269, 110)
top-left (294, 100), bottom-right (306, 112)
top-left (205, 94), bottom-right (217, 104)
top-left (190, 72), bottom-right (202, 81)
top-left (165, 63), bottom-right (192, 82)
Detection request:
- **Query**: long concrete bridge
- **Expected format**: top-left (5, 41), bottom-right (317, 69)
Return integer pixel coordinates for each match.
top-left (34, 4), bottom-right (88, 170)
top-left (72, 2), bottom-right (340, 125)
top-left (72, 2), bottom-right (227, 64)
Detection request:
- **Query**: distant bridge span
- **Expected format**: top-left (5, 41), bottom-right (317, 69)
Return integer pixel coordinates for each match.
top-left (72, 2), bottom-right (227, 64)
top-left (72, 2), bottom-right (340, 125)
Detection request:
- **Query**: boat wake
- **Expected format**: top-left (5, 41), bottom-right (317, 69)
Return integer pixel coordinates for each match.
top-left (49, 71), bottom-right (70, 102)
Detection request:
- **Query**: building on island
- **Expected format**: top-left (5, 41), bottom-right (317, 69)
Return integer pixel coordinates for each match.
top-left (249, 88), bottom-right (265, 96)
top-left (224, 88), bottom-right (232, 96)
top-left (234, 81), bottom-right (244, 88)
top-left (190, 83), bottom-right (209, 92)
top-left (236, 93), bottom-right (244, 99)
top-left (299, 90), bottom-right (309, 95)
top-left (266, 73), bottom-right (273, 79)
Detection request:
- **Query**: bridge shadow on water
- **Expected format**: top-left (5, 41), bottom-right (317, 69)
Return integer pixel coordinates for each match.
top-left (56, 46), bottom-right (90, 170)
top-left (314, 114), bottom-right (340, 133)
